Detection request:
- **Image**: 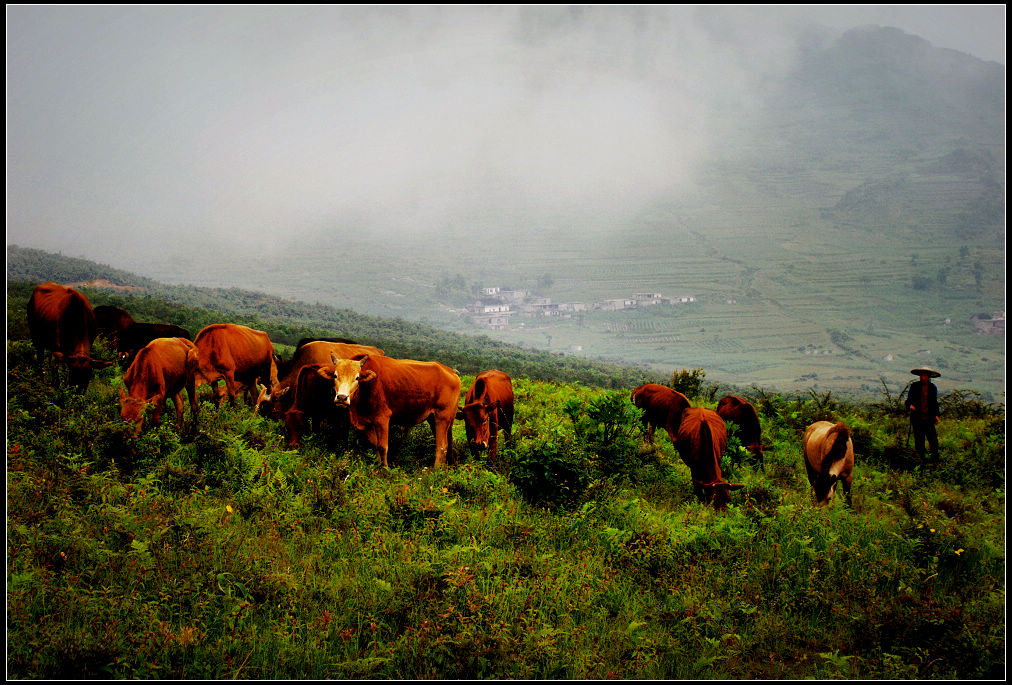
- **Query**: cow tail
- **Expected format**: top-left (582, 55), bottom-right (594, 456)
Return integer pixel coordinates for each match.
top-left (700, 418), bottom-right (716, 477)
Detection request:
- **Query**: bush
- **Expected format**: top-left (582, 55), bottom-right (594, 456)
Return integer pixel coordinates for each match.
top-left (563, 390), bottom-right (644, 479)
top-left (507, 434), bottom-right (589, 509)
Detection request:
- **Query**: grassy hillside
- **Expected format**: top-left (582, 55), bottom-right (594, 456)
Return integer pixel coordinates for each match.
top-left (5, 286), bottom-right (1005, 679)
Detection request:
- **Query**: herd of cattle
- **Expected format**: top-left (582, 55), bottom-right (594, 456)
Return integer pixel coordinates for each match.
top-left (25, 281), bottom-right (853, 509)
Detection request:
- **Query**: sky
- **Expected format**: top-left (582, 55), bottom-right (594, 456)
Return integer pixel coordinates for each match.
top-left (6, 5), bottom-right (1006, 270)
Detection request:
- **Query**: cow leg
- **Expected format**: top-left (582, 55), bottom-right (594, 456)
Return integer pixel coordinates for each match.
top-left (641, 416), bottom-right (654, 444)
top-left (432, 415), bottom-right (453, 468)
top-left (285, 410), bottom-right (306, 448)
top-left (222, 372), bottom-right (240, 406)
top-left (172, 392), bottom-right (185, 429)
top-left (501, 406), bottom-right (514, 445)
top-left (186, 377), bottom-right (199, 428)
top-left (369, 421), bottom-right (391, 468)
top-left (151, 397), bottom-right (164, 427)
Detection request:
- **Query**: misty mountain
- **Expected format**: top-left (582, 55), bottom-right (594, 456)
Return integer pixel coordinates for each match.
top-left (297, 25), bottom-right (1004, 268)
top-left (8, 22), bottom-right (1004, 398)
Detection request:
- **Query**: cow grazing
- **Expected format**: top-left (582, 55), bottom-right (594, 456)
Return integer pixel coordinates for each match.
top-left (119, 337), bottom-right (199, 436)
top-left (716, 395), bottom-right (766, 465)
top-left (93, 305), bottom-right (135, 345)
top-left (257, 340), bottom-right (385, 419)
top-left (26, 281), bottom-right (112, 390)
top-left (630, 383), bottom-right (691, 444)
top-left (675, 407), bottom-right (745, 509)
top-left (193, 323), bottom-right (278, 406)
top-left (802, 421), bottom-right (854, 506)
top-left (321, 353), bottom-right (461, 468)
top-left (117, 322), bottom-right (192, 367)
top-left (458, 370), bottom-right (514, 458)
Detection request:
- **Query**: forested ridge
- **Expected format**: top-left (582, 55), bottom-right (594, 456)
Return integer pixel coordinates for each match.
top-left (7, 245), bottom-right (661, 390)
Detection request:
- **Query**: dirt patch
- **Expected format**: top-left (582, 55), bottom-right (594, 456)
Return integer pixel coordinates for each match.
top-left (68, 279), bottom-right (141, 292)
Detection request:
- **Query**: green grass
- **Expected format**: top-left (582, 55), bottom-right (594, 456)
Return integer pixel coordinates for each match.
top-left (6, 335), bottom-right (1005, 679)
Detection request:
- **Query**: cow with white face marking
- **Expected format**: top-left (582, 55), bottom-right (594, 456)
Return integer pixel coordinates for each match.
top-left (320, 353), bottom-right (461, 468)
top-left (802, 421), bottom-right (854, 506)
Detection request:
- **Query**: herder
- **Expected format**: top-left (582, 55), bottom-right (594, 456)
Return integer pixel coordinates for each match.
top-left (905, 367), bottom-right (941, 462)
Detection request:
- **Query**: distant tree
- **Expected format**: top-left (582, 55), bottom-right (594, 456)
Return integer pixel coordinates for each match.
top-left (537, 273), bottom-right (554, 290)
top-left (911, 276), bottom-right (932, 291)
top-left (936, 267), bottom-right (949, 286)
top-left (959, 245), bottom-right (970, 259)
top-left (973, 261), bottom-right (984, 291)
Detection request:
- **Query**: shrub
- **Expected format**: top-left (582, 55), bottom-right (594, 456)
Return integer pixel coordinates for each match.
top-left (507, 433), bottom-right (589, 509)
top-left (563, 390), bottom-right (643, 479)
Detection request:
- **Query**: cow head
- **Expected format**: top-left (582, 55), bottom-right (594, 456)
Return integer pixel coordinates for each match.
top-left (458, 396), bottom-right (496, 450)
top-left (54, 351), bottom-right (113, 390)
top-left (693, 478), bottom-right (745, 510)
top-left (118, 387), bottom-right (149, 436)
top-left (322, 353), bottom-right (376, 407)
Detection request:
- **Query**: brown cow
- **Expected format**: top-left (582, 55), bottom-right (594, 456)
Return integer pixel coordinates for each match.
top-left (26, 281), bottom-right (112, 390)
top-left (119, 337), bottom-right (199, 436)
top-left (675, 407), bottom-right (744, 509)
top-left (193, 323), bottom-right (278, 406)
top-left (321, 353), bottom-right (461, 468)
top-left (716, 395), bottom-right (765, 464)
top-left (630, 383), bottom-right (691, 444)
top-left (802, 421), bottom-right (854, 506)
top-left (256, 340), bottom-right (385, 418)
top-left (458, 370), bottom-right (514, 457)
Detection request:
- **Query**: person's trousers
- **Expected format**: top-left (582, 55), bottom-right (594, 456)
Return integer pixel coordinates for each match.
top-left (911, 415), bottom-right (939, 461)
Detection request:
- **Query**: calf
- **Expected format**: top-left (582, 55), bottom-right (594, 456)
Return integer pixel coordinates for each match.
top-left (282, 363), bottom-right (350, 448)
top-left (119, 337), bottom-right (199, 436)
top-left (802, 421), bottom-right (854, 505)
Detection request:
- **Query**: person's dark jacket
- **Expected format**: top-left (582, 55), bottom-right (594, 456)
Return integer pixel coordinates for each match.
top-left (905, 380), bottom-right (940, 419)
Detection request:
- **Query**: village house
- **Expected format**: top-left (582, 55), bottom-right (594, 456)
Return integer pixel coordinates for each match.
top-left (970, 311), bottom-right (1005, 335)
top-left (463, 285), bottom-right (697, 329)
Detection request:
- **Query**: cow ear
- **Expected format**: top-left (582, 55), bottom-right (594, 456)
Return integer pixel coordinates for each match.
top-left (316, 367), bottom-right (336, 380)
top-left (360, 369), bottom-right (377, 383)
top-left (52, 351), bottom-right (65, 362)
top-left (119, 387), bottom-right (126, 401)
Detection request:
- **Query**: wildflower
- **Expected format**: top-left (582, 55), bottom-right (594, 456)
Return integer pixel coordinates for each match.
top-left (226, 505), bottom-right (234, 514)
top-left (60, 551), bottom-right (66, 559)
top-left (955, 548), bottom-right (965, 556)
top-left (929, 528), bottom-right (935, 533)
